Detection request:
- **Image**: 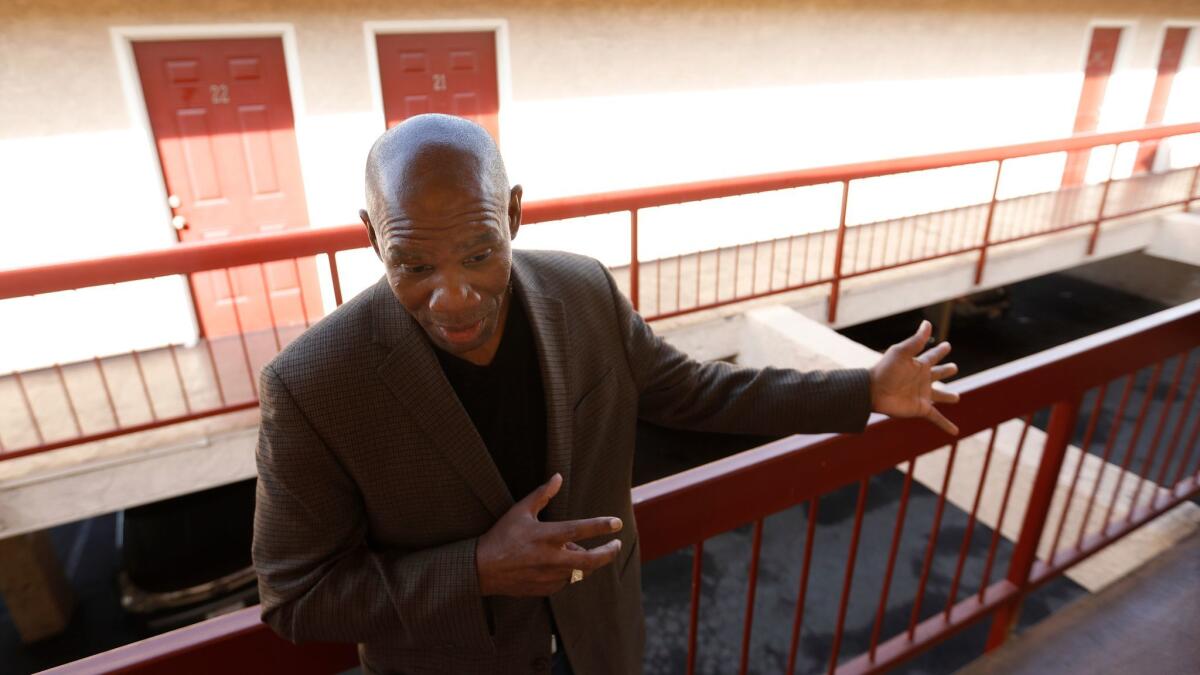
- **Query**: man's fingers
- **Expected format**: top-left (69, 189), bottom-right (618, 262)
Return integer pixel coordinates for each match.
top-left (556, 538), bottom-right (622, 573)
top-left (926, 407), bottom-right (959, 436)
top-left (918, 341), bottom-right (952, 366)
top-left (543, 515), bottom-right (623, 544)
top-left (932, 386), bottom-right (960, 404)
top-left (931, 363), bottom-right (958, 381)
top-left (525, 472), bottom-right (562, 516)
top-left (896, 319), bottom-right (933, 356)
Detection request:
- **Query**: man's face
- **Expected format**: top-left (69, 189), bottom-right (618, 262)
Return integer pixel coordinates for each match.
top-left (364, 165), bottom-right (522, 362)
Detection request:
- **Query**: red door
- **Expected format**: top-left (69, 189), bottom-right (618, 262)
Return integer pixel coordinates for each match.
top-left (134, 38), bottom-right (320, 339)
top-left (375, 32), bottom-right (500, 140)
top-left (1062, 27), bottom-right (1123, 186)
top-left (1135, 27), bottom-right (1191, 173)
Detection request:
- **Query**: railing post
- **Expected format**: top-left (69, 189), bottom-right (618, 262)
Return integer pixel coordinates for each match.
top-left (630, 209), bottom-right (640, 311)
top-left (985, 395), bottom-right (1081, 651)
top-left (1086, 148), bottom-right (1120, 256)
top-left (827, 180), bottom-right (850, 324)
top-left (1187, 162), bottom-right (1200, 213)
top-left (974, 159), bottom-right (1004, 286)
top-left (327, 251), bottom-right (344, 307)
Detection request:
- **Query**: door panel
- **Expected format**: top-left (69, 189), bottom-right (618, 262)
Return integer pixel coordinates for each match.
top-left (376, 32), bottom-right (500, 140)
top-left (134, 38), bottom-right (320, 339)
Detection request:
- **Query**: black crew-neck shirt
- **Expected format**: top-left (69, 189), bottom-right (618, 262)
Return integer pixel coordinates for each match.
top-left (431, 293), bottom-right (548, 503)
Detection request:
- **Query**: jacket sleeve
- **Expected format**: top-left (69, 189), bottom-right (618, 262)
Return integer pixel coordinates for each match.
top-left (598, 261), bottom-right (874, 436)
top-left (252, 363), bottom-right (494, 649)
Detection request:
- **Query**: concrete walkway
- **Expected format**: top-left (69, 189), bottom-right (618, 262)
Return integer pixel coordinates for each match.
top-left (957, 530), bottom-right (1200, 675)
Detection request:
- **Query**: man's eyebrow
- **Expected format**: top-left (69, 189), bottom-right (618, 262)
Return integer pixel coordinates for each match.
top-left (456, 231), bottom-right (502, 251)
top-left (384, 244), bottom-right (423, 261)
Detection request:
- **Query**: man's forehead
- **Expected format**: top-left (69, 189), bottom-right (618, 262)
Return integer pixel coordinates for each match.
top-left (377, 190), bottom-right (504, 230)
top-left (368, 130), bottom-right (508, 214)
top-left (373, 166), bottom-right (503, 216)
top-left (383, 220), bottom-right (501, 240)
top-left (379, 139), bottom-right (491, 189)
top-left (381, 220), bottom-right (502, 256)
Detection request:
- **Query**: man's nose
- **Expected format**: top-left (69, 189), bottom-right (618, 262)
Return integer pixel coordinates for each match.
top-left (428, 271), bottom-right (480, 315)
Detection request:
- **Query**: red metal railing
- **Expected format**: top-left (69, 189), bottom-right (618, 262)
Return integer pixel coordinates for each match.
top-left (46, 299), bottom-right (1200, 674)
top-left (634, 301), bottom-right (1200, 673)
top-left (1, 122), bottom-right (1198, 461)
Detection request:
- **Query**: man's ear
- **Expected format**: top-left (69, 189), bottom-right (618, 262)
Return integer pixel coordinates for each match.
top-left (508, 184), bottom-right (523, 241)
top-left (360, 208), bottom-right (382, 260)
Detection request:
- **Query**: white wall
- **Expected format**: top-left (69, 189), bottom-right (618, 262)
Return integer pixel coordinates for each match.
top-left (0, 130), bottom-right (199, 372)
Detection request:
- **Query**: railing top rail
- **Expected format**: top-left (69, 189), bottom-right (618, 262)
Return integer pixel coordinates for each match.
top-left (0, 225), bottom-right (370, 301)
top-left (2, 121), bottom-right (1197, 300)
top-left (42, 606), bottom-right (264, 674)
top-left (526, 121), bottom-right (1200, 221)
top-left (633, 297), bottom-right (1200, 560)
top-left (40, 605), bottom-right (358, 675)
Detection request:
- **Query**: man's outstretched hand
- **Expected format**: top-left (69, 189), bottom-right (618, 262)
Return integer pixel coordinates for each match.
top-left (476, 473), bottom-right (622, 597)
top-left (868, 319), bottom-right (961, 436)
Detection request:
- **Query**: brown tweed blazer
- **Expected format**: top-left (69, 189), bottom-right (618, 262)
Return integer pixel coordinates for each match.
top-left (252, 249), bottom-right (872, 674)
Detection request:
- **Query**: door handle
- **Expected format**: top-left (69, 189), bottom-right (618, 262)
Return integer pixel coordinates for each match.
top-left (172, 215), bottom-right (188, 231)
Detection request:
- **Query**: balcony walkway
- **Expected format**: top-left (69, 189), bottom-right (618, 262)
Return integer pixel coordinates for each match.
top-left (958, 529), bottom-right (1200, 675)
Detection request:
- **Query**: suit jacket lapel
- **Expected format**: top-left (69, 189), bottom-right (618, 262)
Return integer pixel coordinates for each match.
top-left (370, 278), bottom-right (514, 520)
top-left (513, 254), bottom-right (575, 522)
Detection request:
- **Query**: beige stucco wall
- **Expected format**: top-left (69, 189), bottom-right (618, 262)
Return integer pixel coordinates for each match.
top-left (1, 0), bottom-right (1198, 371)
top-left (3, 0), bottom-right (1199, 136)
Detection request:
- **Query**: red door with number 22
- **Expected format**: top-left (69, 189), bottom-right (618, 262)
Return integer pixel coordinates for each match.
top-left (135, 37), bottom-right (321, 339)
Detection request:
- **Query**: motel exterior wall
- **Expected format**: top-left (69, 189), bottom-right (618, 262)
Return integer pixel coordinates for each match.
top-left (1, 0), bottom-right (1199, 371)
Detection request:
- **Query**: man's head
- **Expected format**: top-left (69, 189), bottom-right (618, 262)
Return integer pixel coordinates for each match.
top-left (360, 114), bottom-right (522, 364)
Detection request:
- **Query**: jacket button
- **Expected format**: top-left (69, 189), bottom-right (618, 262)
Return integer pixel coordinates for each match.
top-left (531, 655), bottom-right (550, 671)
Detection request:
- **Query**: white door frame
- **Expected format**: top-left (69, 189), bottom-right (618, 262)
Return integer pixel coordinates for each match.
top-left (1154, 21), bottom-right (1200, 122)
top-left (109, 23), bottom-right (322, 333)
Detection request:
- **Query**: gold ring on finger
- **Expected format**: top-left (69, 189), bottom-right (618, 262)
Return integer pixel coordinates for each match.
top-left (570, 569), bottom-right (583, 584)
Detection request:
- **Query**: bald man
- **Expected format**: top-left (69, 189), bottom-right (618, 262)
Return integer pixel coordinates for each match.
top-left (252, 114), bottom-right (959, 674)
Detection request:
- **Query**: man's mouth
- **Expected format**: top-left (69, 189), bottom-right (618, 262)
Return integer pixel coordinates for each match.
top-left (434, 318), bottom-right (485, 345)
